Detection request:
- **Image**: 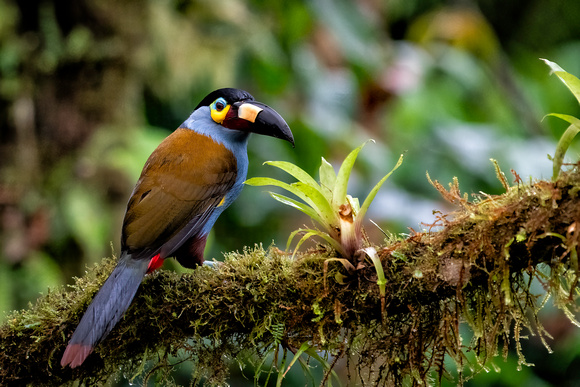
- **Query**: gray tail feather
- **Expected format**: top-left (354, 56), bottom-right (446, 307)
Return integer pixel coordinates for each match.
top-left (61, 254), bottom-right (149, 367)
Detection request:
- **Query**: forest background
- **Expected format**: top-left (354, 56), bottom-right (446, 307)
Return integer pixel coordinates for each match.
top-left (1, 0), bottom-right (580, 385)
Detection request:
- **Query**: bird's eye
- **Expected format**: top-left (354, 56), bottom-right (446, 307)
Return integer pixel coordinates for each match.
top-left (210, 97), bottom-right (231, 124)
top-left (213, 98), bottom-right (227, 112)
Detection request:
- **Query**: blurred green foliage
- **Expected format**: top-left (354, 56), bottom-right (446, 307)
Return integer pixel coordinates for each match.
top-left (1, 0), bottom-right (580, 384)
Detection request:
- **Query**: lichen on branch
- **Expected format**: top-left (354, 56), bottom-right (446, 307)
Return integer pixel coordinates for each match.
top-left (1, 169), bottom-right (580, 386)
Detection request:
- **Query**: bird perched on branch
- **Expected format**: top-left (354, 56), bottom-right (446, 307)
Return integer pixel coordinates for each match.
top-left (61, 88), bottom-right (294, 368)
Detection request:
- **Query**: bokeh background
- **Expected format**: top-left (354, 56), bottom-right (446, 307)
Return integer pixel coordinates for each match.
top-left (1, 0), bottom-right (580, 385)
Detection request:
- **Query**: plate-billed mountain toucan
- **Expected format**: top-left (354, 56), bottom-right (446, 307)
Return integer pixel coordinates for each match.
top-left (61, 88), bottom-right (294, 368)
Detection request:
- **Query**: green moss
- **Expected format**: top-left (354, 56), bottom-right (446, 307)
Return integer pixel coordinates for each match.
top-left (2, 171), bottom-right (580, 385)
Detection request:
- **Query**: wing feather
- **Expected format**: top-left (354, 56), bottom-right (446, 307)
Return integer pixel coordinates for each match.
top-left (121, 128), bottom-right (237, 260)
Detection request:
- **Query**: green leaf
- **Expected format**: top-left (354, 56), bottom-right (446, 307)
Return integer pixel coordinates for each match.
top-left (286, 228), bottom-right (305, 251)
top-left (357, 153), bottom-right (404, 221)
top-left (245, 176), bottom-right (284, 187)
top-left (247, 174), bottom-right (339, 230)
top-left (319, 157), bottom-right (337, 202)
top-left (245, 177), bottom-right (321, 218)
top-left (264, 160), bottom-right (321, 190)
top-left (303, 346), bottom-right (341, 386)
top-left (546, 113), bottom-right (580, 130)
top-left (546, 113), bottom-right (580, 180)
top-left (269, 192), bottom-right (324, 226)
top-left (364, 247), bottom-right (388, 320)
top-left (288, 228), bottom-right (344, 257)
top-left (542, 59), bottom-right (580, 106)
top-left (293, 231), bottom-right (323, 254)
top-left (265, 160), bottom-right (340, 226)
top-left (346, 194), bottom-right (360, 215)
top-left (254, 347), bottom-right (277, 386)
top-left (277, 342), bottom-right (311, 387)
top-left (333, 140), bottom-right (374, 209)
top-left (293, 182), bottom-right (338, 227)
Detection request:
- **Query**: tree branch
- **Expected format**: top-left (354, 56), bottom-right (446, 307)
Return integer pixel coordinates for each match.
top-left (2, 171), bottom-right (580, 385)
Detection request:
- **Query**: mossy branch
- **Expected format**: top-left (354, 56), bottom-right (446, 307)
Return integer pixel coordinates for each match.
top-left (2, 170), bottom-right (580, 386)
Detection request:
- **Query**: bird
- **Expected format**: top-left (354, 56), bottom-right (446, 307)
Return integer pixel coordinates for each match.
top-left (60, 88), bottom-right (294, 368)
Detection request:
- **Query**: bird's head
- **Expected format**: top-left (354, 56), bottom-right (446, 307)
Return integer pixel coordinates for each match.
top-left (193, 88), bottom-right (294, 146)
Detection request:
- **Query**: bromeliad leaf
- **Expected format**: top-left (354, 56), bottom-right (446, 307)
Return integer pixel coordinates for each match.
top-left (546, 113), bottom-right (580, 127)
top-left (363, 247), bottom-right (387, 313)
top-left (542, 58), bottom-right (580, 105)
top-left (347, 195), bottom-right (360, 215)
top-left (293, 182), bottom-right (338, 227)
top-left (269, 192), bottom-right (324, 226)
top-left (546, 114), bottom-right (580, 181)
top-left (264, 161), bottom-right (321, 191)
top-left (542, 60), bottom-right (580, 180)
top-left (288, 228), bottom-right (344, 257)
top-left (245, 177), bottom-right (317, 209)
top-left (250, 163), bottom-right (338, 226)
top-left (319, 157), bottom-right (337, 202)
top-left (247, 140), bottom-right (403, 260)
top-left (247, 177), bottom-right (337, 227)
top-left (332, 140), bottom-right (374, 210)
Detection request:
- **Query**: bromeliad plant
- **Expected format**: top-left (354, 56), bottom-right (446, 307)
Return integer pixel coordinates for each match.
top-left (246, 140), bottom-right (403, 262)
top-left (542, 59), bottom-right (580, 181)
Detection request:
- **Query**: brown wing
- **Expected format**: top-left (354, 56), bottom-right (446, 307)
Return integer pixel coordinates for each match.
top-left (121, 128), bottom-right (237, 260)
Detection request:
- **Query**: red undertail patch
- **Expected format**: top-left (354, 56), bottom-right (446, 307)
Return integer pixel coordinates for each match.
top-left (147, 253), bottom-right (164, 273)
